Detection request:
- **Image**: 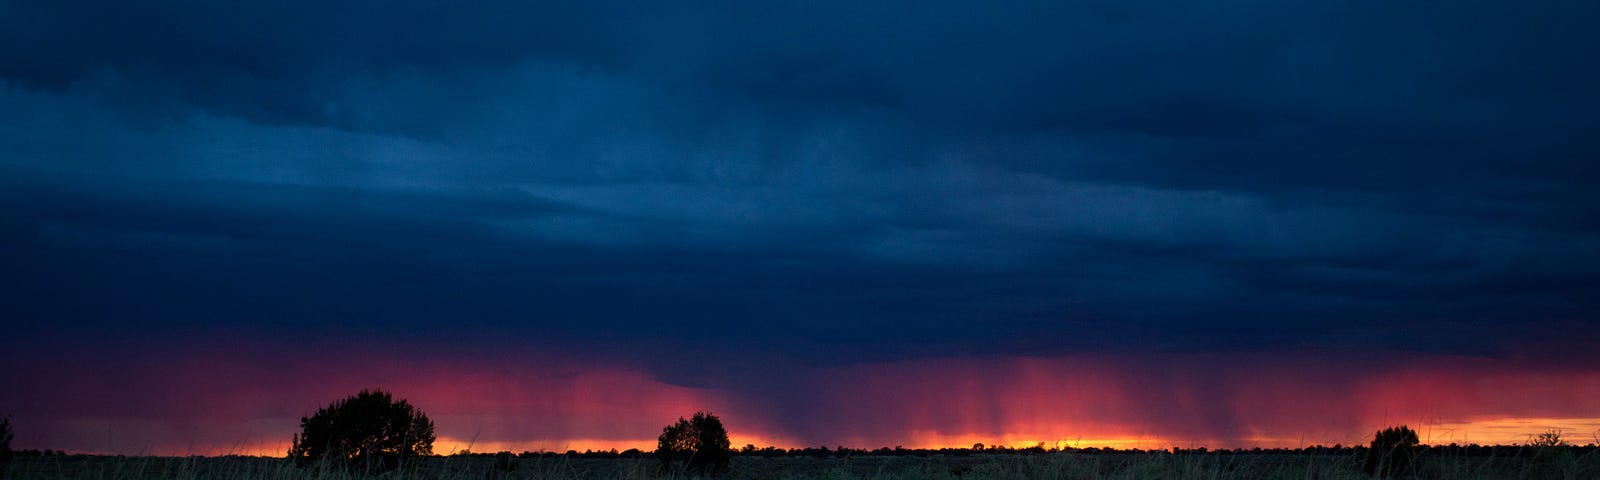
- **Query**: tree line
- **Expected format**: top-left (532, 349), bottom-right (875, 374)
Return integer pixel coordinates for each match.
top-left (3, 390), bottom-right (1594, 478)
top-left (283, 389), bottom-right (734, 475)
top-left (275, 390), bottom-right (1599, 478)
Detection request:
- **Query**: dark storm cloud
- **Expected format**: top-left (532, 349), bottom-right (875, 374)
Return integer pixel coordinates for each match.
top-left (3, 0), bottom-right (1600, 405)
top-left (11, 1), bottom-right (1598, 142)
top-left (0, 0), bottom-right (638, 125)
top-left (9, 0), bottom-right (1597, 199)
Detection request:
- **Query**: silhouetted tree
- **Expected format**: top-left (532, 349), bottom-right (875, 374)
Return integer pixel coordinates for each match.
top-left (1529, 430), bottom-right (1566, 448)
top-left (1528, 429), bottom-right (1574, 477)
top-left (657, 412), bottom-right (731, 475)
top-left (288, 390), bottom-right (435, 474)
top-left (1, 415), bottom-right (13, 475)
top-left (1363, 425), bottom-right (1419, 478)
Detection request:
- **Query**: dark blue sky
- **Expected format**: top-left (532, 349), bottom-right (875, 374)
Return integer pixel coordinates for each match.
top-left (3, 0), bottom-right (1599, 453)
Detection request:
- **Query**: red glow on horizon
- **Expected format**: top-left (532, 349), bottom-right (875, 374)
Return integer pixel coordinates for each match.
top-left (787, 353), bottom-right (1600, 450)
top-left (4, 341), bottom-right (1599, 456)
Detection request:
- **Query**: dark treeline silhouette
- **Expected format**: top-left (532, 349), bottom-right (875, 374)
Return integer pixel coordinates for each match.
top-left (6, 403), bottom-right (1595, 480)
top-left (11, 396), bottom-right (1598, 474)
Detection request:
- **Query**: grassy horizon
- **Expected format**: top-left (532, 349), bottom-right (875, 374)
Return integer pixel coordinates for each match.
top-left (2, 454), bottom-right (1594, 480)
top-left (6, 444), bottom-right (1598, 480)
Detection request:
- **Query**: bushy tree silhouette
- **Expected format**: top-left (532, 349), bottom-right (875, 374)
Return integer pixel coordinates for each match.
top-left (1363, 425), bottom-right (1419, 478)
top-left (1528, 429), bottom-right (1574, 477)
top-left (1, 415), bottom-right (13, 475)
top-left (288, 390), bottom-right (435, 474)
top-left (657, 412), bottom-right (731, 475)
top-left (1529, 430), bottom-right (1566, 448)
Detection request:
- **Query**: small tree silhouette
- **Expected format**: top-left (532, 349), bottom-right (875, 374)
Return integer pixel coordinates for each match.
top-left (1362, 425), bottom-right (1420, 478)
top-left (288, 390), bottom-right (435, 474)
top-left (1528, 429), bottom-right (1574, 476)
top-left (657, 412), bottom-right (731, 476)
top-left (1529, 430), bottom-right (1566, 448)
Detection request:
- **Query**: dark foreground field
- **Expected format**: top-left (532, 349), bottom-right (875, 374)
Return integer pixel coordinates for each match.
top-left (6, 451), bottom-right (1598, 480)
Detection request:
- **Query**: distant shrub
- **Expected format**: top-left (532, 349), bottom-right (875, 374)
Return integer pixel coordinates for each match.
top-left (657, 412), bottom-right (731, 476)
top-left (1529, 429), bottom-right (1575, 476)
top-left (1363, 425), bottom-right (1420, 478)
top-left (287, 390), bottom-right (435, 474)
top-left (1530, 430), bottom-right (1566, 448)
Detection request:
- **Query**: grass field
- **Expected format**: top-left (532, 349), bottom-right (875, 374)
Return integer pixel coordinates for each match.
top-left (5, 449), bottom-right (1598, 480)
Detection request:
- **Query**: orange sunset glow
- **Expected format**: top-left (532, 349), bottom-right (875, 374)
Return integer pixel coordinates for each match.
top-left (8, 341), bottom-right (1597, 456)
